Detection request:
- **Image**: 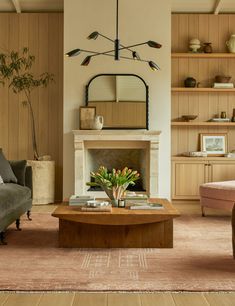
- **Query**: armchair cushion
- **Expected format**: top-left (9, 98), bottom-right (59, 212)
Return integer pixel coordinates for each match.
top-left (0, 149), bottom-right (17, 183)
top-left (9, 160), bottom-right (27, 186)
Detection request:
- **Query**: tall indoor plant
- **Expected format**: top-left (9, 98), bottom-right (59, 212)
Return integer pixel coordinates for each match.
top-left (0, 47), bottom-right (54, 160)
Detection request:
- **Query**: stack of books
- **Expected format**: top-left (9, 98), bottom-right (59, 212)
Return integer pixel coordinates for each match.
top-left (81, 204), bottom-right (112, 212)
top-left (69, 195), bottom-right (95, 206)
top-left (213, 83), bottom-right (234, 89)
top-left (209, 118), bottom-right (231, 122)
top-left (129, 203), bottom-right (163, 210)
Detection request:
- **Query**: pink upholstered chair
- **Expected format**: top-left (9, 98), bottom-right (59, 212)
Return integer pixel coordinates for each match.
top-left (200, 181), bottom-right (235, 217)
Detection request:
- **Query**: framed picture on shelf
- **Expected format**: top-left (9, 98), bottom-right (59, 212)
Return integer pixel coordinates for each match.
top-left (200, 133), bottom-right (228, 156)
top-left (79, 106), bottom-right (96, 130)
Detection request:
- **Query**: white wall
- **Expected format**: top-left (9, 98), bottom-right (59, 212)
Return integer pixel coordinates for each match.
top-left (64, 0), bottom-right (171, 199)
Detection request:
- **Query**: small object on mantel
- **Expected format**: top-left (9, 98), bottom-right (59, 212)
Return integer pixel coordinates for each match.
top-left (181, 115), bottom-right (198, 122)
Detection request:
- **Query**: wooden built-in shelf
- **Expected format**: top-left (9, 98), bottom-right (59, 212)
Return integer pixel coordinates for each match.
top-left (172, 53), bottom-right (235, 58)
top-left (172, 87), bottom-right (235, 92)
top-left (171, 122), bottom-right (235, 127)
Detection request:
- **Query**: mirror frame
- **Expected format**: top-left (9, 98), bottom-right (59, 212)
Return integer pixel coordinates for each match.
top-left (85, 73), bottom-right (149, 130)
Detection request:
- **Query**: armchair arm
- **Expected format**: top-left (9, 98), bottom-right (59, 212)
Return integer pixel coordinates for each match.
top-left (25, 166), bottom-right (33, 196)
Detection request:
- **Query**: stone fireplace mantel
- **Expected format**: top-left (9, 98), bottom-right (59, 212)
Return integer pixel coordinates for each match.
top-left (73, 130), bottom-right (161, 197)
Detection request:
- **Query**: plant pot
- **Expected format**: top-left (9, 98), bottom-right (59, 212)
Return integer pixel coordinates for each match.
top-left (27, 160), bottom-right (55, 205)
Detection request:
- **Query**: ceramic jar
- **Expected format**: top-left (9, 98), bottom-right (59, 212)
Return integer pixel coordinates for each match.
top-left (184, 77), bottom-right (197, 88)
top-left (226, 35), bottom-right (235, 53)
top-left (92, 115), bottom-right (104, 130)
top-left (203, 42), bottom-right (212, 53)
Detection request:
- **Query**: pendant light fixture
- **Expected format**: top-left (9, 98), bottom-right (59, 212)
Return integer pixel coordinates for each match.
top-left (66, 0), bottom-right (162, 71)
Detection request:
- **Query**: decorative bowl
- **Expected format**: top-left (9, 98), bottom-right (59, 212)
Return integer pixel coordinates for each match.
top-left (182, 115), bottom-right (198, 122)
top-left (215, 75), bottom-right (232, 83)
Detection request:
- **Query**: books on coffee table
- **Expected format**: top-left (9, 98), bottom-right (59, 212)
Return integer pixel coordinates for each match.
top-left (129, 203), bottom-right (163, 210)
top-left (81, 205), bottom-right (112, 212)
top-left (69, 195), bottom-right (95, 206)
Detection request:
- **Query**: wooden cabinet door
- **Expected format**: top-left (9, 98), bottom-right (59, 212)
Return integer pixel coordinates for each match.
top-left (210, 162), bottom-right (235, 182)
top-left (172, 162), bottom-right (206, 199)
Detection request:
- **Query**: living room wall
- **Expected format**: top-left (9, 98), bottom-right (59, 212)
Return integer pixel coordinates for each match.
top-left (64, 0), bottom-right (171, 199)
top-left (0, 13), bottom-right (63, 201)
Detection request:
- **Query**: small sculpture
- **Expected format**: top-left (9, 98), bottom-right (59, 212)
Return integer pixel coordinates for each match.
top-left (189, 38), bottom-right (201, 53)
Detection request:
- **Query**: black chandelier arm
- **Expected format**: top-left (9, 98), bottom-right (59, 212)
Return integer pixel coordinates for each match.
top-left (88, 41), bottom-right (152, 59)
top-left (98, 52), bottom-right (148, 63)
top-left (97, 32), bottom-right (138, 55)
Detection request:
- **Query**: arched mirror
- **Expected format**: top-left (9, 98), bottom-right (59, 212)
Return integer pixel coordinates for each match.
top-left (86, 74), bottom-right (149, 129)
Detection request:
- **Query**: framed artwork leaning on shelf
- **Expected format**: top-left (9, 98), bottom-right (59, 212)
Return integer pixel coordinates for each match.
top-left (200, 133), bottom-right (228, 156)
top-left (79, 106), bottom-right (96, 130)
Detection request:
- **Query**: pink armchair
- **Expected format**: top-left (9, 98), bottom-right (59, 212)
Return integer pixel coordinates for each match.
top-left (200, 181), bottom-right (235, 217)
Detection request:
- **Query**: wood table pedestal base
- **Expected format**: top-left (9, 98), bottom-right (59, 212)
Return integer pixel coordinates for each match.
top-left (59, 219), bottom-right (173, 248)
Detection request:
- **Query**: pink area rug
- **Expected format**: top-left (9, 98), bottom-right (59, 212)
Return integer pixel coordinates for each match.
top-left (0, 213), bottom-right (235, 291)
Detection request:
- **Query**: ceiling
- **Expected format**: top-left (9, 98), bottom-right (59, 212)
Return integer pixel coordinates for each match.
top-left (172, 0), bottom-right (235, 13)
top-left (0, 0), bottom-right (63, 12)
top-left (0, 0), bottom-right (234, 14)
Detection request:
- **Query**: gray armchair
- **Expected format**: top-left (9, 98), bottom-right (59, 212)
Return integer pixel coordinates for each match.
top-left (0, 160), bottom-right (33, 245)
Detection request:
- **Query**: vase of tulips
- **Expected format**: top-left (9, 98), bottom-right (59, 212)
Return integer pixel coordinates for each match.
top-left (87, 166), bottom-right (140, 206)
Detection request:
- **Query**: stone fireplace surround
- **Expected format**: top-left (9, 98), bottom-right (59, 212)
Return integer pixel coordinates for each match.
top-left (73, 130), bottom-right (161, 198)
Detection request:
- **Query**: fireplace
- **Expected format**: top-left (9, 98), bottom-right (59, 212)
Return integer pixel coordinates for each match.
top-left (73, 130), bottom-right (160, 198)
top-left (86, 149), bottom-right (147, 192)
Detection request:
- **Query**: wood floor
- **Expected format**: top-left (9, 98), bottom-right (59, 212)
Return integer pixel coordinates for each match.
top-left (1, 292), bottom-right (235, 306)
top-left (5, 201), bottom-right (233, 306)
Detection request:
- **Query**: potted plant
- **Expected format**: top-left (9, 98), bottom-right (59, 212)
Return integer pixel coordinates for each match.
top-left (0, 47), bottom-right (54, 160)
top-left (87, 166), bottom-right (140, 206)
top-left (0, 47), bottom-right (55, 205)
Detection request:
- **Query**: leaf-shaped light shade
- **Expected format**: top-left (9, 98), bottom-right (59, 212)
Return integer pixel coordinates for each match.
top-left (132, 51), bottom-right (140, 60)
top-left (65, 49), bottom-right (81, 57)
top-left (81, 56), bottom-right (91, 66)
top-left (147, 41), bottom-right (162, 49)
top-left (87, 31), bottom-right (99, 40)
top-left (148, 61), bottom-right (160, 71)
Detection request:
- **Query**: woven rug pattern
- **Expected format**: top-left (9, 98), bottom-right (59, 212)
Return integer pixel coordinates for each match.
top-left (0, 213), bottom-right (235, 291)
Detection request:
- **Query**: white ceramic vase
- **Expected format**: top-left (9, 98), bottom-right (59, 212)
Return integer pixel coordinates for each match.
top-left (226, 35), bottom-right (235, 53)
top-left (92, 115), bottom-right (104, 130)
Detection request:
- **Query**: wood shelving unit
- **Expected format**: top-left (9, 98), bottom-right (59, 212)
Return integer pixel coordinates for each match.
top-left (172, 87), bottom-right (235, 92)
top-left (172, 53), bottom-right (235, 58)
top-left (171, 122), bottom-right (235, 127)
top-left (171, 14), bottom-right (235, 200)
